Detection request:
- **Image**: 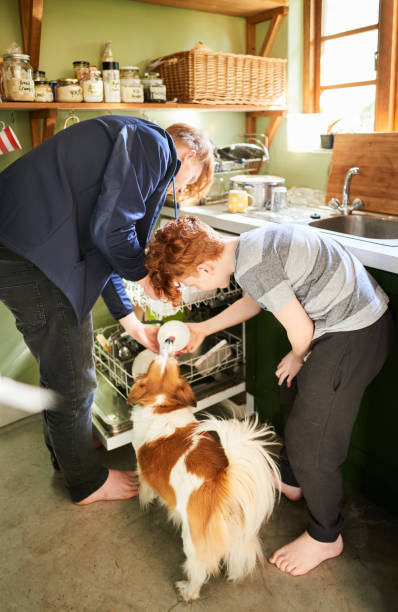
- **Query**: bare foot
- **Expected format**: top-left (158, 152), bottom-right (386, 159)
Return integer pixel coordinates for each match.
top-left (75, 469), bottom-right (140, 505)
top-left (281, 482), bottom-right (302, 501)
top-left (269, 531), bottom-right (343, 576)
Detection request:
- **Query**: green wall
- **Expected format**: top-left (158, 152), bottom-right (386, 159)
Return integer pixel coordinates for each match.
top-left (0, 0), bottom-right (249, 173)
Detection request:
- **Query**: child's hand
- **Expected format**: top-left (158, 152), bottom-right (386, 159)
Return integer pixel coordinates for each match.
top-left (275, 351), bottom-right (304, 387)
top-left (181, 322), bottom-right (208, 354)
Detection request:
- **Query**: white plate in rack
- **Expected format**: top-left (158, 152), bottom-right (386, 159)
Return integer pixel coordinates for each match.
top-left (132, 349), bottom-right (157, 379)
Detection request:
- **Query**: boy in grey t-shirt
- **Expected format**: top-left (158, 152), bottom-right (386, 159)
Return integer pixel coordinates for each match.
top-left (145, 216), bottom-right (393, 576)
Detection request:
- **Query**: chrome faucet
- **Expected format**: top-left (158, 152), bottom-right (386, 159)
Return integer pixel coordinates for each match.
top-left (328, 167), bottom-right (364, 215)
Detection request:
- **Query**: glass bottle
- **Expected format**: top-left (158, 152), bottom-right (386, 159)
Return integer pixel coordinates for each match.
top-left (102, 61), bottom-right (120, 103)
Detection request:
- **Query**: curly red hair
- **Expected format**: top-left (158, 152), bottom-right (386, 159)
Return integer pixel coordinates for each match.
top-left (145, 216), bottom-right (224, 306)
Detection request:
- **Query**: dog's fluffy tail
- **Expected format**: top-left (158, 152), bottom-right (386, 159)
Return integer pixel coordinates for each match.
top-left (195, 413), bottom-right (281, 580)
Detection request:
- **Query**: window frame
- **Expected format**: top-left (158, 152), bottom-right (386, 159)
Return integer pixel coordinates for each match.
top-left (303, 0), bottom-right (398, 131)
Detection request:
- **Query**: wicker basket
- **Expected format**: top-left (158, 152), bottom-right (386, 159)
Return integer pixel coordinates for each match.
top-left (149, 42), bottom-right (287, 106)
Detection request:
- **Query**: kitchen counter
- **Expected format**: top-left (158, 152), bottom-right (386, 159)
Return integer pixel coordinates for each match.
top-left (162, 203), bottom-right (398, 274)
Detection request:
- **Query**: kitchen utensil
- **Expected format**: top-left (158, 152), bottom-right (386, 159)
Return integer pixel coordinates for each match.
top-left (231, 174), bottom-right (286, 210)
top-left (157, 320), bottom-right (190, 352)
top-left (217, 142), bottom-right (269, 163)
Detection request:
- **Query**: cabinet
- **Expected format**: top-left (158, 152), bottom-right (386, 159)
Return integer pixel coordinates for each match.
top-left (10, 0), bottom-right (288, 150)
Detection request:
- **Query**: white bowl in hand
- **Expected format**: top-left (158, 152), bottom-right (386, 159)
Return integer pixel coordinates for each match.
top-left (157, 320), bottom-right (190, 352)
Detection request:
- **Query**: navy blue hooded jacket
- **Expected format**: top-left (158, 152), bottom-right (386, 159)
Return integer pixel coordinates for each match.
top-left (0, 116), bottom-right (180, 325)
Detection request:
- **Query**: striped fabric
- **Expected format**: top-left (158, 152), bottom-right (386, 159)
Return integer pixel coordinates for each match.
top-left (234, 224), bottom-right (389, 338)
top-left (0, 125), bottom-right (22, 155)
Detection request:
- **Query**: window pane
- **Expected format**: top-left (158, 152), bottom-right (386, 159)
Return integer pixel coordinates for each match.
top-left (320, 85), bottom-right (376, 132)
top-left (321, 30), bottom-right (378, 86)
top-left (322, 0), bottom-right (379, 36)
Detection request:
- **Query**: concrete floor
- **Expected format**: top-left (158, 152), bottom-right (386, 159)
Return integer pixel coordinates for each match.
top-left (1, 414), bottom-right (397, 612)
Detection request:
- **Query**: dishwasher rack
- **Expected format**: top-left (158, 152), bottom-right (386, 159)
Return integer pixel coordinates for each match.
top-left (94, 325), bottom-right (243, 396)
top-left (92, 278), bottom-right (246, 449)
top-left (123, 278), bottom-right (242, 319)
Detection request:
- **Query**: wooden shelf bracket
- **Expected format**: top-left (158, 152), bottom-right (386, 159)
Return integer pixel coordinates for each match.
top-left (29, 109), bottom-right (58, 148)
top-left (246, 5), bottom-right (289, 171)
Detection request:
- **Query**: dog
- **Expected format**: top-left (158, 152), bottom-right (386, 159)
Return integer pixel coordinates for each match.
top-left (127, 355), bottom-right (281, 601)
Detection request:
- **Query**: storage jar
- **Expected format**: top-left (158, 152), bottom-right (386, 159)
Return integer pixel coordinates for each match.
top-left (33, 70), bottom-right (46, 82)
top-left (82, 70), bottom-right (103, 102)
top-left (142, 72), bottom-right (166, 103)
top-left (34, 81), bottom-right (54, 102)
top-left (55, 79), bottom-right (83, 102)
top-left (3, 53), bottom-right (35, 102)
top-left (120, 66), bottom-right (143, 103)
top-left (73, 61), bottom-right (90, 82)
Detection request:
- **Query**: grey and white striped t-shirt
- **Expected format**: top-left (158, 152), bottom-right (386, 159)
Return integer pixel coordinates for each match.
top-left (234, 224), bottom-right (388, 338)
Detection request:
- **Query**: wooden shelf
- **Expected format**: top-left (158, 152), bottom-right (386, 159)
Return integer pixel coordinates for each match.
top-left (132, 0), bottom-right (289, 18)
top-left (0, 102), bottom-right (288, 113)
top-left (14, 0), bottom-right (289, 152)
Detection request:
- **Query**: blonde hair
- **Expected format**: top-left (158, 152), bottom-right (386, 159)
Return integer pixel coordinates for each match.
top-left (166, 123), bottom-right (214, 203)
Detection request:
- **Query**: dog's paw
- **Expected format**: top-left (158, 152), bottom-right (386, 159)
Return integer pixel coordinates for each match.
top-left (175, 580), bottom-right (200, 602)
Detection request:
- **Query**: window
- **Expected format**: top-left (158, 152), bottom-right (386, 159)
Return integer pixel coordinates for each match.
top-left (303, 0), bottom-right (398, 132)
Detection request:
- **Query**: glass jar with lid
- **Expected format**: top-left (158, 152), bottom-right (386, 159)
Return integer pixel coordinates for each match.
top-left (34, 81), bottom-right (54, 102)
top-left (120, 66), bottom-right (143, 103)
top-left (33, 70), bottom-right (46, 82)
top-left (81, 69), bottom-right (103, 102)
top-left (3, 53), bottom-right (35, 102)
top-left (73, 61), bottom-right (90, 82)
top-left (142, 72), bottom-right (166, 103)
top-left (55, 78), bottom-right (83, 102)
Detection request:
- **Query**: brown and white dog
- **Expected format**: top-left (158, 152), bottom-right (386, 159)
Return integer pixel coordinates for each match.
top-left (127, 356), bottom-right (280, 602)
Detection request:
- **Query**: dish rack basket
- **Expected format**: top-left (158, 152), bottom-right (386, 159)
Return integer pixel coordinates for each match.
top-left (94, 325), bottom-right (243, 398)
top-left (124, 277), bottom-right (242, 319)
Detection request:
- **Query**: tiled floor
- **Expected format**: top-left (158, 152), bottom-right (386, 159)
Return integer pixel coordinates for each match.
top-left (1, 414), bottom-right (397, 612)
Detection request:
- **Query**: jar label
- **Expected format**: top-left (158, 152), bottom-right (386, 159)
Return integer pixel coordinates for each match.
top-left (149, 85), bottom-right (166, 101)
top-left (18, 79), bottom-right (35, 94)
top-left (121, 85), bottom-right (144, 102)
top-left (35, 90), bottom-right (53, 102)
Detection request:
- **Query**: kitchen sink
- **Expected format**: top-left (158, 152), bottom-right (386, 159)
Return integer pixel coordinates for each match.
top-left (308, 213), bottom-right (398, 246)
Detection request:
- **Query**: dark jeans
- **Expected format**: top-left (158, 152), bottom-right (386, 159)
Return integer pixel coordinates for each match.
top-left (280, 309), bottom-right (394, 542)
top-left (0, 246), bottom-right (108, 502)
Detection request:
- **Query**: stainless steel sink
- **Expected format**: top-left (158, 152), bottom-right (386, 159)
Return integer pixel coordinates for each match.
top-left (308, 213), bottom-right (398, 246)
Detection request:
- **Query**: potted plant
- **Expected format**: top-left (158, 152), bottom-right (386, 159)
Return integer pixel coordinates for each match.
top-left (320, 118), bottom-right (342, 149)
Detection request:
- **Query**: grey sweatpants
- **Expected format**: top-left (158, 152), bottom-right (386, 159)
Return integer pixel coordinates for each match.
top-left (280, 309), bottom-right (394, 542)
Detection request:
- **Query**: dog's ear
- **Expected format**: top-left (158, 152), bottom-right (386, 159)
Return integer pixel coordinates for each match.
top-left (175, 378), bottom-right (197, 408)
top-left (127, 378), bottom-right (144, 405)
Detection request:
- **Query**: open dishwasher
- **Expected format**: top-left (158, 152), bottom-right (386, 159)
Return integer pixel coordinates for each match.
top-left (92, 278), bottom-right (248, 450)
